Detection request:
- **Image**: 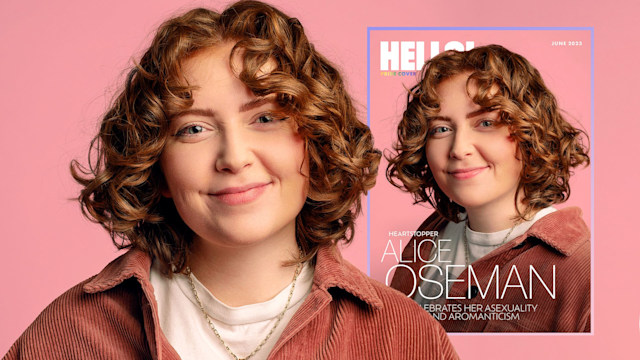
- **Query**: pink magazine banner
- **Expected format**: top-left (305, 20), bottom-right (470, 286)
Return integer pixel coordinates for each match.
top-left (1, 0), bottom-right (638, 359)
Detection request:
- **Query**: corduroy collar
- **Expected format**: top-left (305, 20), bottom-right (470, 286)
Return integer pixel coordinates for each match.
top-left (311, 245), bottom-right (383, 309)
top-left (521, 206), bottom-right (590, 256)
top-left (83, 244), bottom-right (383, 309)
top-left (83, 249), bottom-right (151, 294)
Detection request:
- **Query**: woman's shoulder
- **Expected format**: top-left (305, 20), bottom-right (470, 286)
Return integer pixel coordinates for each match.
top-left (527, 206), bottom-right (590, 258)
top-left (366, 269), bottom-right (444, 324)
top-left (323, 252), bottom-right (458, 359)
top-left (316, 245), bottom-right (442, 323)
top-left (5, 250), bottom-right (154, 359)
top-left (416, 211), bottom-right (450, 233)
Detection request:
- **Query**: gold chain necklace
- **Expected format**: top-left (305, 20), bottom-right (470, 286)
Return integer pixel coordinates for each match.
top-left (462, 219), bottom-right (519, 267)
top-left (185, 262), bottom-right (303, 360)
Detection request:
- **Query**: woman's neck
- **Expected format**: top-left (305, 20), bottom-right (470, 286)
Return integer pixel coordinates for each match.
top-left (465, 194), bottom-right (525, 233)
top-left (188, 233), bottom-right (301, 307)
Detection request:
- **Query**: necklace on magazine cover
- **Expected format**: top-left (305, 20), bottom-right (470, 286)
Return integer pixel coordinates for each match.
top-left (462, 219), bottom-right (519, 266)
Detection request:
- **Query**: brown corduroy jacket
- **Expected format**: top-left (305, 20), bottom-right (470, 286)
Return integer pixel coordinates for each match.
top-left (391, 207), bottom-right (591, 332)
top-left (6, 245), bottom-right (458, 359)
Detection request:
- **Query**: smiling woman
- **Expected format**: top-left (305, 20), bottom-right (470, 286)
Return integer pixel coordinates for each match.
top-left (159, 44), bottom-right (309, 308)
top-left (161, 44), bottom-right (308, 247)
top-left (387, 45), bottom-right (591, 333)
top-left (4, 1), bottom-right (457, 359)
top-left (424, 72), bottom-right (523, 230)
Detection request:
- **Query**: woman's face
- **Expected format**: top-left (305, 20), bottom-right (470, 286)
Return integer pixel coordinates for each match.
top-left (160, 42), bottom-right (309, 248)
top-left (425, 73), bottom-right (522, 214)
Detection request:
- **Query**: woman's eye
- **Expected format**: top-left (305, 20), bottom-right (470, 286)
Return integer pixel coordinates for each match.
top-left (254, 114), bottom-right (289, 127)
top-left (429, 126), bottom-right (451, 136)
top-left (175, 125), bottom-right (205, 136)
top-left (479, 120), bottom-right (494, 128)
top-left (256, 114), bottom-right (275, 124)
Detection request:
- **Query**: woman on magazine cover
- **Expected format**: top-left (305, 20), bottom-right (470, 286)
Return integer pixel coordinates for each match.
top-left (5, 1), bottom-right (457, 359)
top-left (387, 45), bottom-right (590, 332)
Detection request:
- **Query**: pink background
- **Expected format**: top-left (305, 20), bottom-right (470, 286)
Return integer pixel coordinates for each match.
top-left (1, 0), bottom-right (637, 358)
top-left (369, 29), bottom-right (592, 284)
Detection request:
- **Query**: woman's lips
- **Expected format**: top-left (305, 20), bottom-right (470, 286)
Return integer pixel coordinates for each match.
top-left (211, 183), bottom-right (270, 205)
top-left (448, 166), bottom-right (488, 180)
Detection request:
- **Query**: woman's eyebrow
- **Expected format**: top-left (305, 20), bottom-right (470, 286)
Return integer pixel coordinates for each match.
top-left (467, 109), bottom-right (491, 118)
top-left (428, 116), bottom-right (451, 122)
top-left (175, 108), bottom-right (216, 118)
top-left (429, 108), bottom-right (494, 121)
top-left (172, 96), bottom-right (273, 118)
top-left (239, 96), bottom-right (271, 112)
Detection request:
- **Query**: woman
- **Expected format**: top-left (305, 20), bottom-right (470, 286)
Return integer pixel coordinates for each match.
top-left (5, 1), bottom-right (457, 359)
top-left (387, 45), bottom-right (590, 332)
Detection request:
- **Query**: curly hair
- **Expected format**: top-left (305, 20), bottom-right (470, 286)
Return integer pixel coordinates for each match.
top-left (71, 0), bottom-right (380, 275)
top-left (386, 44), bottom-right (589, 222)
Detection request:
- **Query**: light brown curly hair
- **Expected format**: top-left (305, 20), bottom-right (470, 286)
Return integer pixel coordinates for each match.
top-left (386, 44), bottom-right (589, 222)
top-left (71, 0), bottom-right (380, 275)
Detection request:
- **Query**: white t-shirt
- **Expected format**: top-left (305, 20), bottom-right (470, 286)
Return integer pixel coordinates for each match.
top-left (150, 261), bottom-right (314, 360)
top-left (414, 207), bottom-right (556, 307)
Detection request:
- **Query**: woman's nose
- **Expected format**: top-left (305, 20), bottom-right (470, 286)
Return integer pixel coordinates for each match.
top-left (449, 128), bottom-right (473, 159)
top-left (215, 129), bottom-right (252, 173)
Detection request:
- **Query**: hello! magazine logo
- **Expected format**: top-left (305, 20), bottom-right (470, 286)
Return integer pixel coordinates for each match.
top-left (379, 41), bottom-right (475, 76)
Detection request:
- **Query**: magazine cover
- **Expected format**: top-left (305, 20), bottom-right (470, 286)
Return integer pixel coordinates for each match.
top-left (1, 0), bottom-right (638, 359)
top-left (368, 28), bottom-right (592, 333)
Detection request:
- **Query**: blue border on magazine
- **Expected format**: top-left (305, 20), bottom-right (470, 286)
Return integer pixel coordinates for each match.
top-left (366, 27), bottom-right (595, 279)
